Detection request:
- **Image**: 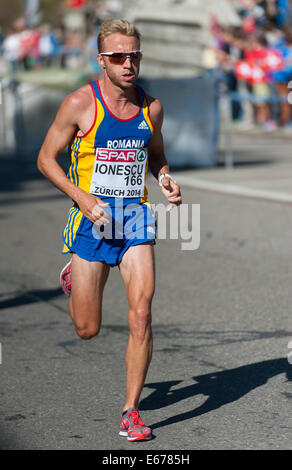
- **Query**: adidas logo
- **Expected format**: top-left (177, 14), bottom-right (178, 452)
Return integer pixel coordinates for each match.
top-left (138, 120), bottom-right (149, 130)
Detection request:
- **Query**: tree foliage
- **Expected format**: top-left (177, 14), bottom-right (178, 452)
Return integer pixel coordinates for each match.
top-left (0, 0), bottom-right (64, 31)
top-left (0, 0), bottom-right (23, 31)
top-left (41, 0), bottom-right (63, 27)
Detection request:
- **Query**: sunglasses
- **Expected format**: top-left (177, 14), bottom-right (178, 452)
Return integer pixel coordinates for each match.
top-left (100, 50), bottom-right (143, 64)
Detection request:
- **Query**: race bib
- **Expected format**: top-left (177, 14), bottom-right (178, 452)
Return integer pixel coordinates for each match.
top-left (90, 148), bottom-right (148, 198)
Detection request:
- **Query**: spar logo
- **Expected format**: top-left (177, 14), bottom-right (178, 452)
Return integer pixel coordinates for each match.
top-left (137, 149), bottom-right (147, 162)
top-left (96, 148), bottom-right (137, 162)
top-left (95, 148), bottom-right (148, 163)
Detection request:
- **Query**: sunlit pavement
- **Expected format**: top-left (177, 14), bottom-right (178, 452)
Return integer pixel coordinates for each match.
top-left (0, 130), bottom-right (292, 449)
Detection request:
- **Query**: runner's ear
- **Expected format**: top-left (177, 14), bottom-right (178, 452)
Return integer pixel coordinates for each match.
top-left (97, 54), bottom-right (105, 68)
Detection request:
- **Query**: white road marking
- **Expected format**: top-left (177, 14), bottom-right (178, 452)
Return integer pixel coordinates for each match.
top-left (176, 175), bottom-right (292, 204)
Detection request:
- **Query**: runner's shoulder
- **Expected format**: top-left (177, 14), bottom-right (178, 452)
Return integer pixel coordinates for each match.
top-left (58, 84), bottom-right (93, 121)
top-left (145, 93), bottom-right (163, 128)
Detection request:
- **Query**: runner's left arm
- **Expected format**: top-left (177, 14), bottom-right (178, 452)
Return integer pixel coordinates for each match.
top-left (148, 98), bottom-right (182, 206)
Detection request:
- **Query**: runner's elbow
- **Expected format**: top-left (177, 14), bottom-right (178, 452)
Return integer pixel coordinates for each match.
top-left (37, 149), bottom-right (54, 176)
top-left (37, 152), bottom-right (45, 175)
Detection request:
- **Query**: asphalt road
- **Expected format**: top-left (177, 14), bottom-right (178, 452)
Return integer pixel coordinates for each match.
top-left (0, 143), bottom-right (292, 450)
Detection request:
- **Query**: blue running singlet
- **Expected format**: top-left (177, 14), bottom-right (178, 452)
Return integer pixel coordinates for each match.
top-left (62, 80), bottom-right (157, 266)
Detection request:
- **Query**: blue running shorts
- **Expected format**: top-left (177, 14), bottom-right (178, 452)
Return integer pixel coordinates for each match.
top-left (62, 197), bottom-right (156, 266)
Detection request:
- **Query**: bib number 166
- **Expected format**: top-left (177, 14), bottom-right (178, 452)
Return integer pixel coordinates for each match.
top-left (124, 175), bottom-right (143, 186)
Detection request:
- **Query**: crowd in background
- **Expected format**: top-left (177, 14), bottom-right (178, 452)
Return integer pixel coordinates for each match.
top-left (2, 0), bottom-right (292, 130)
top-left (211, 0), bottom-right (292, 129)
top-left (0, 17), bottom-right (101, 76)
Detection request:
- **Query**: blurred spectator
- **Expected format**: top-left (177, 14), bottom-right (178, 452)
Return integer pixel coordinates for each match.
top-left (212, 1), bottom-right (292, 130)
top-left (276, 0), bottom-right (291, 27)
top-left (212, 23), bottom-right (245, 121)
top-left (1, 22), bottom-right (88, 72)
top-left (2, 29), bottom-right (22, 72)
top-left (272, 28), bottom-right (292, 124)
top-left (38, 24), bottom-right (59, 67)
top-left (54, 26), bottom-right (67, 68)
top-left (243, 32), bottom-right (272, 126)
top-left (85, 26), bottom-right (103, 76)
top-left (64, 29), bottom-right (84, 68)
top-left (19, 26), bottom-right (41, 70)
top-left (263, 20), bottom-right (284, 46)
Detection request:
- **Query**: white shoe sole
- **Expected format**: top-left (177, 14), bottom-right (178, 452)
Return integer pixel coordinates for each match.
top-left (119, 430), bottom-right (152, 441)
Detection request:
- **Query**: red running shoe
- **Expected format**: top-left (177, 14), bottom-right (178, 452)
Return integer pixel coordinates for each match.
top-left (119, 408), bottom-right (152, 442)
top-left (60, 260), bottom-right (72, 296)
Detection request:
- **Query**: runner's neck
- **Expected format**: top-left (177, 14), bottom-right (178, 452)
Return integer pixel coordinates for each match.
top-left (99, 79), bottom-right (138, 105)
top-left (98, 80), bottom-right (140, 120)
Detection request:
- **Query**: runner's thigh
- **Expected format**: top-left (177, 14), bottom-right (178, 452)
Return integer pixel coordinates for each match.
top-left (119, 244), bottom-right (155, 306)
top-left (70, 253), bottom-right (110, 327)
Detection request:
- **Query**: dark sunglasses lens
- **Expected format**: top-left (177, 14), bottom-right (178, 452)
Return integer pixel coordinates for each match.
top-left (107, 52), bottom-right (141, 63)
top-left (108, 53), bottom-right (124, 63)
top-left (131, 52), bottom-right (141, 60)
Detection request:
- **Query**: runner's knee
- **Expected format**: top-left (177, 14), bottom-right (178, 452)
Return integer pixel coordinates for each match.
top-left (129, 305), bottom-right (152, 339)
top-left (74, 320), bottom-right (101, 340)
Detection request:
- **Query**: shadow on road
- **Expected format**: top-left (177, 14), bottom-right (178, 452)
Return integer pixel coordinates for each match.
top-left (0, 288), bottom-right (63, 310)
top-left (0, 152), bottom-right (68, 192)
top-left (140, 358), bottom-right (291, 430)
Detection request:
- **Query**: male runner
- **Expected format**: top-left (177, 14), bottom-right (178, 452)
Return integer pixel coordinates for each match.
top-left (37, 19), bottom-right (181, 442)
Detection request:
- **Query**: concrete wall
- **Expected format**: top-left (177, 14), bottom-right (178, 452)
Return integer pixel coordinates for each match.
top-left (138, 21), bottom-right (206, 79)
top-left (139, 71), bottom-right (220, 168)
top-left (0, 81), bottom-right (67, 156)
top-left (126, 0), bottom-right (241, 79)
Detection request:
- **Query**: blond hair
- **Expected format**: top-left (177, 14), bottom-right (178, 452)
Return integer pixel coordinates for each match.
top-left (98, 19), bottom-right (141, 52)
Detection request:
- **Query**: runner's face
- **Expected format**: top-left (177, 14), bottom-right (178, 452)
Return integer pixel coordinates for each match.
top-left (98, 33), bottom-right (141, 88)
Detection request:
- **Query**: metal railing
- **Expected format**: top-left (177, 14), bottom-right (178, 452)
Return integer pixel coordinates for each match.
top-left (220, 87), bottom-right (291, 168)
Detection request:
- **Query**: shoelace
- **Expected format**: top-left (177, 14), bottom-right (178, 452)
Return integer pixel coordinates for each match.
top-left (127, 410), bottom-right (145, 427)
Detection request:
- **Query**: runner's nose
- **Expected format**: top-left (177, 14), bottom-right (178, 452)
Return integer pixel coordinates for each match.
top-left (123, 57), bottom-right (132, 67)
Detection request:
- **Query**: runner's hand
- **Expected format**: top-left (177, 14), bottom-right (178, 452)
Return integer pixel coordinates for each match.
top-left (76, 189), bottom-right (110, 224)
top-left (161, 177), bottom-right (182, 210)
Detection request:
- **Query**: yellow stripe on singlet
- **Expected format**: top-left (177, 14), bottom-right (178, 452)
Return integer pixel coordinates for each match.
top-left (68, 98), bottom-right (105, 193)
top-left (141, 97), bottom-right (154, 204)
top-left (62, 96), bottom-right (105, 254)
top-left (142, 97), bottom-right (154, 134)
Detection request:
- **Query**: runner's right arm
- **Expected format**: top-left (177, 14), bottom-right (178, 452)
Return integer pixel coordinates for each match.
top-left (37, 89), bottom-right (109, 224)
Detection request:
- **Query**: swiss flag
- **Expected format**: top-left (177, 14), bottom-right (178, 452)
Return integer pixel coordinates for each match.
top-left (235, 61), bottom-right (267, 84)
top-left (234, 61), bottom-right (252, 81)
top-left (249, 64), bottom-right (267, 84)
top-left (261, 50), bottom-right (284, 72)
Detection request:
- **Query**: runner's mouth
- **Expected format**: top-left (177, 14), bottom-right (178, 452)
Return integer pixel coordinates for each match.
top-left (122, 73), bottom-right (135, 79)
